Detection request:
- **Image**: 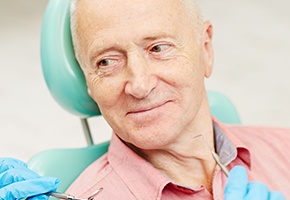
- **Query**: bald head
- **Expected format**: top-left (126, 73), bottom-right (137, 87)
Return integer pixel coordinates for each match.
top-left (70, 0), bottom-right (204, 66)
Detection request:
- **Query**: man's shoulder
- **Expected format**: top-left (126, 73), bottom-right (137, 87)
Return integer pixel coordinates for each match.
top-left (225, 123), bottom-right (290, 139)
top-left (66, 153), bottom-right (113, 195)
top-left (224, 123), bottom-right (290, 160)
top-left (224, 123), bottom-right (290, 193)
top-left (67, 152), bottom-right (138, 199)
top-left (223, 123), bottom-right (290, 152)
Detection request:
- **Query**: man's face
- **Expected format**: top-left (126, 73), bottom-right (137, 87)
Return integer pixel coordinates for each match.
top-left (75, 0), bottom-right (213, 150)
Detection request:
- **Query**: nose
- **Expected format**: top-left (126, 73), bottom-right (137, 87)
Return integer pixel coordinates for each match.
top-left (124, 52), bottom-right (157, 99)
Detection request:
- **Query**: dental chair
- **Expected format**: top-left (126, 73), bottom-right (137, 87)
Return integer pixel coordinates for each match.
top-left (27, 0), bottom-right (241, 193)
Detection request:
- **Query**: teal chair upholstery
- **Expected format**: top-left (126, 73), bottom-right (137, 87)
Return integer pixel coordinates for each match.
top-left (27, 0), bottom-right (241, 193)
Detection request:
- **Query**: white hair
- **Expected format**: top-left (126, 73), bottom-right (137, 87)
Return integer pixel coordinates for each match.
top-left (70, 0), bottom-right (203, 64)
top-left (70, 0), bottom-right (80, 62)
top-left (183, 0), bottom-right (204, 36)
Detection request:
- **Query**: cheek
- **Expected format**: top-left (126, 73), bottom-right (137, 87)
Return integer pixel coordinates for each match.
top-left (86, 74), bottom-right (122, 109)
top-left (169, 57), bottom-right (205, 88)
top-left (169, 58), bottom-right (207, 111)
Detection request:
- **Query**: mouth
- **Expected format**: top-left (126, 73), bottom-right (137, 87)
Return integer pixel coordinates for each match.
top-left (126, 101), bottom-right (171, 116)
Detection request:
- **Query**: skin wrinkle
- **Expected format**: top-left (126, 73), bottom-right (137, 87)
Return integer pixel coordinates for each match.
top-left (71, 0), bottom-right (215, 193)
top-left (70, 0), bottom-right (204, 65)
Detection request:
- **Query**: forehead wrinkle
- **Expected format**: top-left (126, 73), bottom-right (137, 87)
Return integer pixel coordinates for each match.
top-left (74, 0), bottom-right (201, 67)
top-left (71, 0), bottom-right (203, 55)
top-left (81, 0), bottom-right (150, 29)
top-left (77, 0), bottom-right (192, 30)
top-left (87, 28), bottom-right (183, 65)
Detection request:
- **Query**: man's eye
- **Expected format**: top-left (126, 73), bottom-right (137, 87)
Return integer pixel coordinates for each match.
top-left (98, 59), bottom-right (114, 67)
top-left (150, 44), bottom-right (170, 53)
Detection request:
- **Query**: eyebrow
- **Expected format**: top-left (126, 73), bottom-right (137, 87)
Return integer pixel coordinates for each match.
top-left (87, 39), bottom-right (124, 62)
top-left (87, 32), bottom-right (176, 59)
top-left (142, 32), bottom-right (177, 42)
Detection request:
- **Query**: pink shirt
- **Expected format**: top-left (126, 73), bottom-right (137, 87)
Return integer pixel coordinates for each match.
top-left (67, 118), bottom-right (290, 199)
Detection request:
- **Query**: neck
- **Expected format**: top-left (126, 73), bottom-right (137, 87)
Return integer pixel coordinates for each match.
top-left (128, 99), bottom-right (216, 192)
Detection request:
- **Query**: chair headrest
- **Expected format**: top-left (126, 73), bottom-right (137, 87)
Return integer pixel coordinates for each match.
top-left (41, 0), bottom-right (100, 118)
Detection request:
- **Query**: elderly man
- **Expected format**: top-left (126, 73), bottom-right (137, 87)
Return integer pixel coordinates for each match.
top-left (0, 0), bottom-right (289, 199)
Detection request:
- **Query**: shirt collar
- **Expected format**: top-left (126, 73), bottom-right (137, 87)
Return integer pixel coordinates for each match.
top-left (212, 117), bottom-right (251, 168)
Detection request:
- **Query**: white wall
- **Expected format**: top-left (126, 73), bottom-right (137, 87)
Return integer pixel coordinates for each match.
top-left (200, 1), bottom-right (290, 126)
top-left (1, 0), bottom-right (289, 161)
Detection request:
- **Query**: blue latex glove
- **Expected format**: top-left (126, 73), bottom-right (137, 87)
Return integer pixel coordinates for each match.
top-left (0, 158), bottom-right (59, 200)
top-left (224, 166), bottom-right (285, 200)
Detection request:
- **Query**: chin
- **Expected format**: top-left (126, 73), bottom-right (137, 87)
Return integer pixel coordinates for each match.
top-left (123, 126), bottom-right (176, 150)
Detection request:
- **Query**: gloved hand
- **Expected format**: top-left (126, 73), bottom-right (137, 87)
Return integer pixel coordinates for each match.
top-left (224, 166), bottom-right (285, 200)
top-left (0, 158), bottom-right (59, 200)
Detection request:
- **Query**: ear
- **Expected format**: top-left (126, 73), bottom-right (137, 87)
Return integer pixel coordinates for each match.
top-left (83, 72), bottom-right (93, 97)
top-left (202, 21), bottom-right (214, 78)
top-left (85, 78), bottom-right (93, 98)
top-left (87, 87), bottom-right (92, 97)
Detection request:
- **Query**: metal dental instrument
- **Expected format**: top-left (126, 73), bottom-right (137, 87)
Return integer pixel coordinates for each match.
top-left (193, 134), bottom-right (229, 177)
top-left (48, 188), bottom-right (103, 200)
top-left (210, 148), bottom-right (229, 177)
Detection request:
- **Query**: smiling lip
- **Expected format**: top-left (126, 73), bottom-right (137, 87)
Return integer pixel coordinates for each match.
top-left (126, 101), bottom-right (170, 115)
